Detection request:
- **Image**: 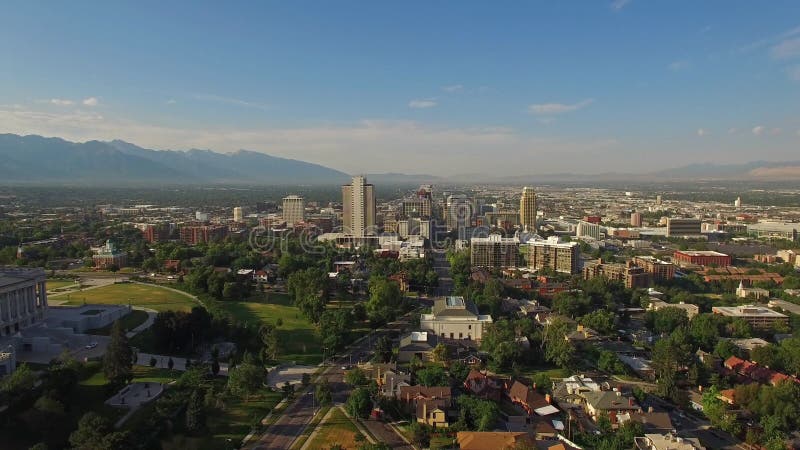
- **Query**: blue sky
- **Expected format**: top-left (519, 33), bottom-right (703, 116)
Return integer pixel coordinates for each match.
top-left (1, 1), bottom-right (799, 176)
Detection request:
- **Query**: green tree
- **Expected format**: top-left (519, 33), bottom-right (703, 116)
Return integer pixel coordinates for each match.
top-left (287, 267), bottom-right (329, 323)
top-left (345, 367), bottom-right (368, 386)
top-left (598, 350), bottom-right (627, 375)
top-left (227, 355), bottom-right (263, 402)
top-left (542, 317), bottom-right (574, 369)
top-left (372, 335), bottom-right (393, 363)
top-left (316, 380), bottom-right (332, 406)
top-left (346, 387), bottom-right (372, 419)
top-left (645, 307), bottom-right (689, 334)
top-left (185, 389), bottom-right (206, 433)
top-left (578, 309), bottom-right (617, 335)
top-left (69, 412), bottom-right (130, 450)
top-left (416, 366), bottom-right (448, 387)
top-left (258, 323), bottom-right (280, 362)
top-left (103, 321), bottom-right (133, 386)
top-left (366, 277), bottom-right (403, 323)
top-left (455, 395), bottom-right (499, 431)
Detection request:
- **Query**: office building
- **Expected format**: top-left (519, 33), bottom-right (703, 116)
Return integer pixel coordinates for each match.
top-left (195, 211), bottom-right (209, 222)
top-left (577, 221), bottom-right (601, 240)
top-left (342, 176), bottom-right (376, 237)
top-left (179, 224), bottom-right (228, 245)
top-left (233, 206), bottom-right (244, 223)
top-left (402, 199), bottom-right (432, 218)
top-left (666, 218), bottom-right (702, 237)
top-left (630, 212), bottom-right (642, 227)
top-left (445, 195), bottom-right (472, 231)
top-left (142, 224), bottom-right (170, 243)
top-left (673, 250), bottom-right (731, 267)
top-left (0, 268), bottom-right (48, 336)
top-left (527, 236), bottom-right (581, 274)
top-left (712, 305), bottom-right (788, 329)
top-left (519, 187), bottom-right (537, 231)
top-left (92, 240), bottom-right (127, 269)
top-left (470, 235), bottom-right (521, 269)
top-left (282, 195), bottom-right (305, 226)
top-left (420, 296), bottom-right (493, 341)
top-left (747, 222), bottom-right (798, 241)
top-left (656, 195), bottom-right (662, 205)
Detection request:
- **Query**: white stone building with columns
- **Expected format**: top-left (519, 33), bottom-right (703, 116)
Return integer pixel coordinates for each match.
top-left (0, 267), bottom-right (48, 337)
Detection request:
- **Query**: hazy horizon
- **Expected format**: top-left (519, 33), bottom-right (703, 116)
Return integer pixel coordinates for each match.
top-left (2, 1), bottom-right (800, 176)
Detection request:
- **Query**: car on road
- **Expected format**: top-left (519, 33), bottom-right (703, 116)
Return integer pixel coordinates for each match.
top-left (85, 342), bottom-right (98, 349)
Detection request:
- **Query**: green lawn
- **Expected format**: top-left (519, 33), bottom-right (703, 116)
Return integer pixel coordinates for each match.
top-left (86, 309), bottom-right (150, 335)
top-left (220, 293), bottom-right (323, 364)
top-left (305, 407), bottom-right (364, 450)
top-left (62, 283), bottom-right (197, 312)
top-left (47, 279), bottom-right (79, 292)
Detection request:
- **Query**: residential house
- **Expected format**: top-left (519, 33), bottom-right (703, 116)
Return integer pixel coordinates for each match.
top-left (416, 398), bottom-right (450, 428)
top-left (634, 433), bottom-right (705, 450)
top-left (397, 331), bottom-right (439, 363)
top-left (457, 432), bottom-right (535, 450)
top-left (580, 390), bottom-right (640, 425)
top-left (506, 380), bottom-right (559, 417)
top-left (464, 369), bottom-right (504, 401)
top-left (565, 324), bottom-right (601, 343)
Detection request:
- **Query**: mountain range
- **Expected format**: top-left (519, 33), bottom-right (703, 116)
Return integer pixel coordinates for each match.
top-left (1, 133), bottom-right (800, 185)
top-left (0, 134), bottom-right (350, 185)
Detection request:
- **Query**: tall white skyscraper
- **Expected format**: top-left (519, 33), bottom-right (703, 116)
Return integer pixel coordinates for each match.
top-left (342, 176), bottom-right (375, 236)
top-left (282, 195), bottom-right (305, 226)
top-left (233, 206), bottom-right (244, 223)
top-left (519, 187), bottom-right (537, 231)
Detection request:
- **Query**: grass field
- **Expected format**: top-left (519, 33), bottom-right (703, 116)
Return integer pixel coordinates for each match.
top-left (305, 407), bottom-right (364, 450)
top-left (46, 279), bottom-right (79, 292)
top-left (220, 293), bottom-right (322, 365)
top-left (62, 283), bottom-right (197, 312)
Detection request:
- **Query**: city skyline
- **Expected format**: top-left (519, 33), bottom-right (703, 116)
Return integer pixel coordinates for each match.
top-left (1, 1), bottom-right (800, 176)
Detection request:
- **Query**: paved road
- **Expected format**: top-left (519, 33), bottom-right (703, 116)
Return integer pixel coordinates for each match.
top-left (431, 249), bottom-right (453, 296)
top-left (361, 418), bottom-right (414, 450)
top-left (249, 315), bottom-right (415, 449)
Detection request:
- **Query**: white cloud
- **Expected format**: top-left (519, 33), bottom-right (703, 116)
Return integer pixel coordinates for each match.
top-left (738, 25), bottom-right (800, 53)
top-left (752, 125), bottom-right (766, 136)
top-left (166, 99), bottom-right (177, 105)
top-left (49, 98), bottom-right (74, 106)
top-left (191, 93), bottom-right (269, 111)
top-left (528, 99), bottom-right (594, 115)
top-left (668, 60), bottom-right (690, 71)
top-left (442, 84), bottom-right (463, 93)
top-left (408, 99), bottom-right (437, 109)
top-left (610, 0), bottom-right (631, 11)
top-left (696, 128), bottom-right (708, 136)
top-left (82, 97), bottom-right (99, 106)
top-left (771, 38), bottom-right (800, 59)
top-left (770, 127), bottom-right (782, 135)
top-left (728, 127), bottom-right (738, 134)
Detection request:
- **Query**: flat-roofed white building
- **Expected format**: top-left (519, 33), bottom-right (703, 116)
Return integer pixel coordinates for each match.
top-left (712, 305), bottom-right (788, 329)
top-left (747, 222), bottom-right (798, 241)
top-left (420, 296), bottom-right (492, 341)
